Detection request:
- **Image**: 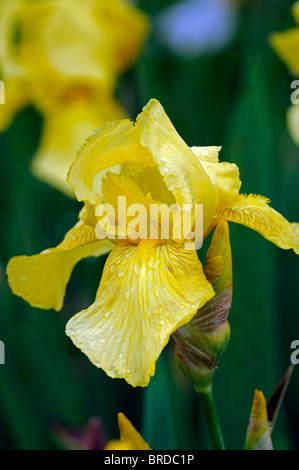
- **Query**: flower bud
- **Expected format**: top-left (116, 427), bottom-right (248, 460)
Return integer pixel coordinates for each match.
top-left (173, 220), bottom-right (232, 392)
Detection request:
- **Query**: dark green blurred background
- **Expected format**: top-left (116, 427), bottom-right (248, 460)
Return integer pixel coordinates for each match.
top-left (0, 0), bottom-right (298, 450)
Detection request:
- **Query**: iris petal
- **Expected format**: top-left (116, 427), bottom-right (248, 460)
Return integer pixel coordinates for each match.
top-left (105, 413), bottom-right (151, 450)
top-left (68, 100), bottom-right (216, 235)
top-left (191, 146), bottom-right (241, 210)
top-left (216, 194), bottom-right (299, 254)
top-left (137, 100), bottom-right (216, 233)
top-left (66, 240), bottom-right (214, 387)
top-left (7, 216), bottom-right (114, 311)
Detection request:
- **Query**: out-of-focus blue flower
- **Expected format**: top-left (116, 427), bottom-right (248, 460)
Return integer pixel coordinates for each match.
top-left (156, 0), bottom-right (238, 58)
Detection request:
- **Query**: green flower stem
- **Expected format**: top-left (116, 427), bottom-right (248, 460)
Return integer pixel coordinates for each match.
top-left (198, 389), bottom-right (226, 450)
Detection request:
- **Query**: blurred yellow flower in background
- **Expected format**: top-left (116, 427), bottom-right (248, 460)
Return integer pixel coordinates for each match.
top-left (53, 413), bottom-right (150, 450)
top-left (105, 413), bottom-right (151, 451)
top-left (0, 0), bottom-right (149, 196)
top-left (6, 99), bottom-right (299, 388)
top-left (270, 1), bottom-right (299, 146)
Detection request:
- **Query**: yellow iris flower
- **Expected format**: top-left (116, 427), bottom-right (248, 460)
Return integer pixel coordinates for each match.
top-left (0, 0), bottom-right (148, 196)
top-left (105, 413), bottom-right (151, 451)
top-left (7, 99), bottom-right (299, 387)
top-left (270, 1), bottom-right (299, 146)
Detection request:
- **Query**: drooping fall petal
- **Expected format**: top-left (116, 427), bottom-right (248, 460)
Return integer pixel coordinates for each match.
top-left (7, 216), bottom-right (114, 311)
top-left (66, 240), bottom-right (214, 387)
top-left (215, 194), bottom-right (299, 254)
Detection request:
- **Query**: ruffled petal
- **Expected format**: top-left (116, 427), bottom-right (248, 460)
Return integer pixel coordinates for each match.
top-left (215, 194), bottom-right (299, 254)
top-left (120, 161), bottom-right (176, 206)
top-left (68, 99), bottom-right (216, 235)
top-left (66, 240), bottom-right (214, 387)
top-left (67, 118), bottom-right (154, 205)
top-left (7, 215), bottom-right (114, 311)
top-left (137, 100), bottom-right (216, 234)
top-left (191, 146), bottom-right (241, 210)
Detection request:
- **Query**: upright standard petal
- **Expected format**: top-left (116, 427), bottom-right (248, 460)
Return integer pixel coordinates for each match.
top-left (66, 240), bottom-right (214, 387)
top-left (191, 146), bottom-right (241, 210)
top-left (68, 99), bottom-right (216, 236)
top-left (215, 194), bottom-right (299, 254)
top-left (136, 100), bottom-right (216, 234)
top-left (67, 118), bottom-right (155, 205)
top-left (7, 215), bottom-right (114, 311)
